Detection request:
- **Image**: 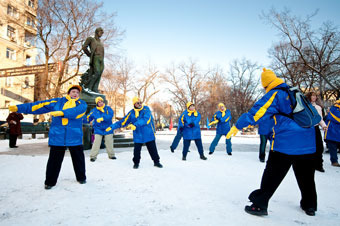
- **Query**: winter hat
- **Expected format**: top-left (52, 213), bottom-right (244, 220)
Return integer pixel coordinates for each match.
top-left (132, 97), bottom-right (140, 105)
top-left (218, 103), bottom-right (225, 108)
top-left (67, 84), bottom-right (82, 94)
top-left (186, 102), bottom-right (194, 109)
top-left (261, 68), bottom-right (277, 88)
top-left (95, 96), bottom-right (104, 104)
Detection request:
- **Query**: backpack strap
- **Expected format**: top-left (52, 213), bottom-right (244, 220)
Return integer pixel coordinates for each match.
top-left (271, 86), bottom-right (294, 119)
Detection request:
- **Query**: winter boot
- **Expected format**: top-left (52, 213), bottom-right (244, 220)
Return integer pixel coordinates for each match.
top-left (244, 204), bottom-right (268, 216)
top-left (154, 162), bottom-right (163, 168)
top-left (44, 185), bottom-right (53, 190)
top-left (78, 180), bottom-right (86, 184)
top-left (300, 205), bottom-right (315, 216)
top-left (182, 156), bottom-right (186, 161)
top-left (170, 146), bottom-right (175, 153)
top-left (200, 155), bottom-right (207, 160)
top-left (133, 164), bottom-right (139, 169)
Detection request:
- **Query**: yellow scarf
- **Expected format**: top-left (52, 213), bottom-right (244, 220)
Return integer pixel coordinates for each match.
top-left (220, 109), bottom-right (226, 117)
top-left (134, 105), bottom-right (144, 118)
top-left (62, 95), bottom-right (79, 125)
top-left (188, 109), bottom-right (198, 116)
top-left (96, 104), bottom-right (105, 113)
top-left (265, 77), bottom-right (284, 93)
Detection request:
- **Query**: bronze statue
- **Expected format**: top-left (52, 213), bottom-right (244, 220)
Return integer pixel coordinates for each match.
top-left (81, 27), bottom-right (105, 93)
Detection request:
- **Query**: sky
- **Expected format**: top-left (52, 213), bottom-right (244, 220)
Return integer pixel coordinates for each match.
top-left (102, 0), bottom-right (340, 70)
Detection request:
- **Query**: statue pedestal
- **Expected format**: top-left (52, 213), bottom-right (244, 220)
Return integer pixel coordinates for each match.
top-left (80, 88), bottom-right (107, 150)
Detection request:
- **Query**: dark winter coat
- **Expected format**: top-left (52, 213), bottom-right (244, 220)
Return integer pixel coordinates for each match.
top-left (6, 112), bottom-right (24, 135)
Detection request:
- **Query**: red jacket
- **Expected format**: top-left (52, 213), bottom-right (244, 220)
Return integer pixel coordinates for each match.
top-left (6, 112), bottom-right (24, 135)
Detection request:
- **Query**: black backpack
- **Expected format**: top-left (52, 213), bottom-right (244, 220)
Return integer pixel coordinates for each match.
top-left (274, 86), bottom-right (321, 128)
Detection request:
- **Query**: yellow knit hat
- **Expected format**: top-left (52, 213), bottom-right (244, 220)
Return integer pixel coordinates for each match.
top-left (67, 84), bottom-right (82, 94)
top-left (218, 103), bottom-right (225, 108)
top-left (261, 68), bottom-right (277, 88)
top-left (95, 96), bottom-right (103, 104)
top-left (132, 96), bottom-right (140, 105)
top-left (186, 102), bottom-right (194, 109)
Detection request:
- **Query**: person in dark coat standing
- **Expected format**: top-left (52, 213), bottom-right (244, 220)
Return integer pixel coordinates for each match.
top-left (6, 112), bottom-right (24, 148)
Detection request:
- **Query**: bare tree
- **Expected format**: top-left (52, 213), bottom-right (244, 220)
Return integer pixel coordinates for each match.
top-left (262, 8), bottom-right (340, 100)
top-left (227, 59), bottom-right (261, 124)
top-left (162, 60), bottom-right (209, 114)
top-left (36, 0), bottom-right (123, 99)
top-left (134, 63), bottom-right (160, 105)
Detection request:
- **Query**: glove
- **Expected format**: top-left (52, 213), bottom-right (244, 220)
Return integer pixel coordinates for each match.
top-left (105, 127), bottom-right (112, 132)
top-left (97, 118), bottom-right (104, 123)
top-left (50, 111), bottom-right (64, 117)
top-left (127, 124), bottom-right (136, 130)
top-left (188, 123), bottom-right (195, 128)
top-left (208, 120), bottom-right (218, 126)
top-left (8, 105), bottom-right (18, 112)
top-left (226, 126), bottom-right (239, 139)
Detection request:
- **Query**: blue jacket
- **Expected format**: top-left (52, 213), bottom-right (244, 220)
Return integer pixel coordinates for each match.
top-left (86, 105), bottom-right (114, 135)
top-left (110, 105), bottom-right (156, 143)
top-left (179, 110), bottom-right (202, 140)
top-left (235, 83), bottom-right (315, 155)
top-left (211, 110), bottom-right (232, 135)
top-left (258, 116), bottom-right (274, 136)
top-left (16, 97), bottom-right (87, 146)
top-left (324, 104), bottom-right (340, 142)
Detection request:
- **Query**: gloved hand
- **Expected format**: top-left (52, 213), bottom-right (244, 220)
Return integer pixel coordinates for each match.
top-left (226, 126), bottom-right (239, 139)
top-left (8, 105), bottom-right (18, 112)
top-left (188, 123), bottom-right (195, 128)
top-left (127, 124), bottom-right (136, 130)
top-left (97, 117), bottom-right (104, 123)
top-left (208, 120), bottom-right (218, 126)
top-left (50, 111), bottom-right (64, 117)
top-left (105, 127), bottom-right (112, 132)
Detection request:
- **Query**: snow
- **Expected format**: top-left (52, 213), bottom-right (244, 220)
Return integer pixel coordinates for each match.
top-left (0, 131), bottom-right (339, 226)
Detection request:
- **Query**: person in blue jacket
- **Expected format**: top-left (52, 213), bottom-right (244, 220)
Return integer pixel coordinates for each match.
top-left (170, 112), bottom-right (185, 153)
top-left (86, 96), bottom-right (115, 162)
top-left (208, 103), bottom-right (232, 155)
top-left (324, 100), bottom-right (340, 167)
top-left (227, 68), bottom-right (318, 217)
top-left (8, 85), bottom-right (87, 190)
top-left (106, 97), bottom-right (162, 169)
top-left (179, 102), bottom-right (207, 161)
top-left (257, 116), bottom-right (274, 162)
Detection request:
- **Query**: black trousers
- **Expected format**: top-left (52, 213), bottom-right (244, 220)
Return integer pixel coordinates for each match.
top-left (314, 126), bottom-right (324, 168)
top-left (133, 140), bottom-right (160, 165)
top-left (9, 134), bottom-right (18, 147)
top-left (248, 150), bottom-right (317, 211)
top-left (45, 145), bottom-right (86, 186)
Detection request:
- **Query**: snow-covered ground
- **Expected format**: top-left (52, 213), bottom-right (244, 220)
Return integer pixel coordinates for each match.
top-left (0, 131), bottom-right (339, 226)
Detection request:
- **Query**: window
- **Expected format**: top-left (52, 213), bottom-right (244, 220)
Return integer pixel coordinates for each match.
top-left (7, 26), bottom-right (15, 39)
top-left (6, 77), bottom-right (13, 87)
top-left (7, 5), bottom-right (18, 18)
top-left (6, 48), bottom-right (16, 60)
top-left (27, 17), bottom-right (35, 27)
top-left (28, 0), bottom-right (35, 8)
top-left (26, 55), bottom-right (31, 66)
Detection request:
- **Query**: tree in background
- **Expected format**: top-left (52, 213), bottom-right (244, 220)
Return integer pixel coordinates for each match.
top-left (162, 60), bottom-right (209, 115)
top-left (134, 63), bottom-right (160, 105)
top-left (263, 8), bottom-right (340, 101)
top-left (36, 0), bottom-right (123, 100)
top-left (227, 59), bottom-right (261, 124)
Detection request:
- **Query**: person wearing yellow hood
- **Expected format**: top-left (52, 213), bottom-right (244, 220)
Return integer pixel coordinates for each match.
top-left (227, 68), bottom-right (317, 216)
top-left (8, 85), bottom-right (87, 190)
top-left (105, 97), bottom-right (163, 169)
top-left (208, 103), bottom-right (232, 155)
top-left (85, 96), bottom-right (115, 162)
top-left (178, 102), bottom-right (207, 161)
